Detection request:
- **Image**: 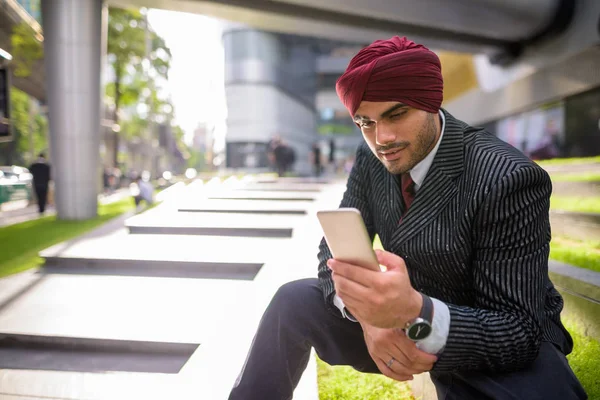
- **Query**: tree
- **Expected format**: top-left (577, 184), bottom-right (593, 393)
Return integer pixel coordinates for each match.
top-left (10, 22), bottom-right (43, 78)
top-left (0, 87), bottom-right (47, 166)
top-left (0, 22), bottom-right (46, 165)
top-left (105, 7), bottom-right (171, 168)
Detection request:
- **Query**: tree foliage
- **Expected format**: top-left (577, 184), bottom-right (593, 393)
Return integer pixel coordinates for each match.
top-left (0, 88), bottom-right (47, 166)
top-left (10, 22), bottom-right (43, 78)
top-left (105, 7), bottom-right (172, 167)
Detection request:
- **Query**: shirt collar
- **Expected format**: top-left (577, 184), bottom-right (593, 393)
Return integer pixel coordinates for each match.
top-left (409, 110), bottom-right (445, 191)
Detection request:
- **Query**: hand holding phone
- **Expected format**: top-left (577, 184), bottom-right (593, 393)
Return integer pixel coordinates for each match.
top-left (317, 208), bottom-right (380, 271)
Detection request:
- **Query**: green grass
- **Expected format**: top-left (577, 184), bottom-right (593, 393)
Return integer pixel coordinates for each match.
top-left (564, 319), bottom-right (600, 399)
top-left (0, 198), bottom-right (135, 278)
top-left (536, 156), bottom-right (600, 166)
top-left (550, 172), bottom-right (600, 183)
top-left (550, 237), bottom-right (600, 273)
top-left (317, 357), bottom-right (414, 400)
top-left (550, 196), bottom-right (600, 214)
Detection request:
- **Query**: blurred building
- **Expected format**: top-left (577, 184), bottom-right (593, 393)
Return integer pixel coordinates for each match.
top-left (0, 0), bottom-right (44, 101)
top-left (315, 47), bottom-right (365, 170)
top-left (447, 47), bottom-right (600, 160)
top-left (222, 23), bottom-right (370, 175)
top-left (223, 25), bottom-right (316, 174)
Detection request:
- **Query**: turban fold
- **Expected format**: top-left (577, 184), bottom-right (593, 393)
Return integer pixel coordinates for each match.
top-left (336, 36), bottom-right (443, 117)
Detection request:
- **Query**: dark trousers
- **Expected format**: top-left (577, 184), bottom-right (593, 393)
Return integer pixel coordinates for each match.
top-left (34, 185), bottom-right (48, 214)
top-left (229, 278), bottom-right (586, 400)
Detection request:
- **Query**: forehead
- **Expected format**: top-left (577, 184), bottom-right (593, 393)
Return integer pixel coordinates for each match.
top-left (354, 101), bottom-right (404, 120)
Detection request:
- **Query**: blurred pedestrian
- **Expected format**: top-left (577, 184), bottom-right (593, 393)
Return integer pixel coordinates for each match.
top-left (29, 153), bottom-right (51, 215)
top-left (310, 142), bottom-right (322, 177)
top-left (130, 174), bottom-right (154, 211)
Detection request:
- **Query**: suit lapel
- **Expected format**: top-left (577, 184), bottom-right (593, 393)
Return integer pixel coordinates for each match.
top-left (385, 172), bottom-right (404, 228)
top-left (389, 110), bottom-right (465, 249)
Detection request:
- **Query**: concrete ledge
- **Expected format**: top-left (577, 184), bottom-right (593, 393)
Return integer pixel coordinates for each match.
top-left (410, 372), bottom-right (437, 400)
top-left (552, 181), bottom-right (600, 197)
top-left (549, 260), bottom-right (600, 340)
top-left (0, 334), bottom-right (199, 373)
top-left (0, 333), bottom-right (198, 355)
top-left (43, 258), bottom-right (263, 280)
top-left (236, 187), bottom-right (322, 193)
top-left (178, 207), bottom-right (307, 215)
top-left (549, 260), bottom-right (600, 291)
top-left (208, 196), bottom-right (316, 201)
top-left (542, 162), bottom-right (600, 174)
top-left (550, 210), bottom-right (600, 241)
top-left (549, 261), bottom-right (600, 311)
top-left (256, 177), bottom-right (332, 184)
top-left (127, 225), bottom-right (293, 238)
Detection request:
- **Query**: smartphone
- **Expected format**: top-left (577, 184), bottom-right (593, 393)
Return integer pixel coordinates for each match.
top-left (317, 208), bottom-right (380, 271)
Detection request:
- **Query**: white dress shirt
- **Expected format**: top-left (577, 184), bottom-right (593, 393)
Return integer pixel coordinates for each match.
top-left (333, 110), bottom-right (451, 355)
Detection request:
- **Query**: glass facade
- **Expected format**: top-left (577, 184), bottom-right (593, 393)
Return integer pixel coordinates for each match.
top-left (564, 87), bottom-right (600, 157)
top-left (223, 29), bottom-right (319, 173)
top-left (481, 86), bottom-right (600, 160)
top-left (223, 30), bottom-right (317, 108)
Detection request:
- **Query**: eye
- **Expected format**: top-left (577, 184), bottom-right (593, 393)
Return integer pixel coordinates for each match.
top-left (389, 112), bottom-right (405, 120)
top-left (358, 120), bottom-right (375, 129)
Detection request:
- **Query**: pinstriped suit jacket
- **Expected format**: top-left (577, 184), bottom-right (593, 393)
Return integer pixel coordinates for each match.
top-left (317, 110), bottom-right (572, 373)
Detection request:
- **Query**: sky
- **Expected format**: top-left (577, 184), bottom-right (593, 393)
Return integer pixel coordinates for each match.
top-left (147, 9), bottom-right (226, 144)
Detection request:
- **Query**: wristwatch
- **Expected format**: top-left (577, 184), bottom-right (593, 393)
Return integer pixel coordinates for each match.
top-left (404, 293), bottom-right (433, 341)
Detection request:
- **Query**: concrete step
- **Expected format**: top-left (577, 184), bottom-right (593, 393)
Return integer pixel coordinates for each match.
top-left (0, 273), bottom-right (254, 350)
top-left (255, 177), bottom-right (332, 184)
top-left (550, 210), bottom-right (600, 241)
top-left (208, 194), bottom-right (316, 202)
top-left (39, 231), bottom-right (292, 280)
top-left (178, 199), bottom-right (311, 215)
top-left (125, 210), bottom-right (302, 238)
top-left (235, 185), bottom-right (323, 193)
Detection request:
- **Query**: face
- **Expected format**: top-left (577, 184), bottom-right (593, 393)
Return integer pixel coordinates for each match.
top-left (354, 101), bottom-right (441, 175)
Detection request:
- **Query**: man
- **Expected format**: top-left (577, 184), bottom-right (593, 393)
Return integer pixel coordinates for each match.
top-left (229, 37), bottom-right (586, 400)
top-left (310, 142), bottom-right (322, 177)
top-left (29, 153), bottom-right (51, 215)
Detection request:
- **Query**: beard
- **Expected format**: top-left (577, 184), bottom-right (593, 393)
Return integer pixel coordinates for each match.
top-left (381, 113), bottom-right (439, 175)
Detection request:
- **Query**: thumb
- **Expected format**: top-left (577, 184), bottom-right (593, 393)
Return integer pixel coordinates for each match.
top-left (375, 249), bottom-right (406, 271)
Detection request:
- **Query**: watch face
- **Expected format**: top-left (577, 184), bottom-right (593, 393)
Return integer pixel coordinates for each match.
top-left (406, 320), bottom-right (432, 341)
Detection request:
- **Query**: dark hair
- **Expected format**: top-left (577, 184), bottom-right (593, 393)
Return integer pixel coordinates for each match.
top-left (38, 152), bottom-right (46, 158)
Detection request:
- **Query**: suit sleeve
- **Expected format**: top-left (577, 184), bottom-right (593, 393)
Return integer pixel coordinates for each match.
top-left (433, 165), bottom-right (552, 372)
top-left (317, 144), bottom-right (376, 306)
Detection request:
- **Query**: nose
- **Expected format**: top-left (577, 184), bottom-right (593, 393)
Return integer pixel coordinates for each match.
top-left (375, 124), bottom-right (396, 146)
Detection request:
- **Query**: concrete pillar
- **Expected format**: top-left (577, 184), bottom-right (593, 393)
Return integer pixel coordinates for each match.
top-left (41, 0), bottom-right (103, 219)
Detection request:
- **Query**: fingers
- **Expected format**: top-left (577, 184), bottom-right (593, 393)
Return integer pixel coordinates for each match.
top-left (393, 330), bottom-right (437, 371)
top-left (375, 249), bottom-right (406, 271)
top-left (373, 356), bottom-right (414, 382)
top-left (331, 269), bottom-right (370, 299)
top-left (328, 259), bottom-right (377, 287)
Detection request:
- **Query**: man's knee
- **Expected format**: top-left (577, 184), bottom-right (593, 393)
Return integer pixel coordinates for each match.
top-left (270, 278), bottom-right (322, 319)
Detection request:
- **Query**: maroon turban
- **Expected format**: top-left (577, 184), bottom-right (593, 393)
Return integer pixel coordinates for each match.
top-left (336, 36), bottom-right (443, 117)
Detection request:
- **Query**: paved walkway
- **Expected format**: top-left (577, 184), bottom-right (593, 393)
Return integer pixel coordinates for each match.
top-left (0, 175), bottom-right (598, 400)
top-left (0, 176), bottom-right (347, 399)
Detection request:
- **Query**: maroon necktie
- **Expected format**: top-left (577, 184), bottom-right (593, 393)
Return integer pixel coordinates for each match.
top-left (401, 173), bottom-right (416, 211)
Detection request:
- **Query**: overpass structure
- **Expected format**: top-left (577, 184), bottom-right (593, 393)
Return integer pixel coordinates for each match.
top-left (38, 0), bottom-right (600, 218)
top-left (0, 0), bottom-right (44, 100)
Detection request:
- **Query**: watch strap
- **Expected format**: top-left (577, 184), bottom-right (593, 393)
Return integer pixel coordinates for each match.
top-left (419, 293), bottom-right (433, 323)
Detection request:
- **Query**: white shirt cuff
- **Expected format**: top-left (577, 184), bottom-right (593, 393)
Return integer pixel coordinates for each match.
top-left (333, 294), bottom-right (358, 322)
top-left (416, 297), bottom-right (450, 355)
